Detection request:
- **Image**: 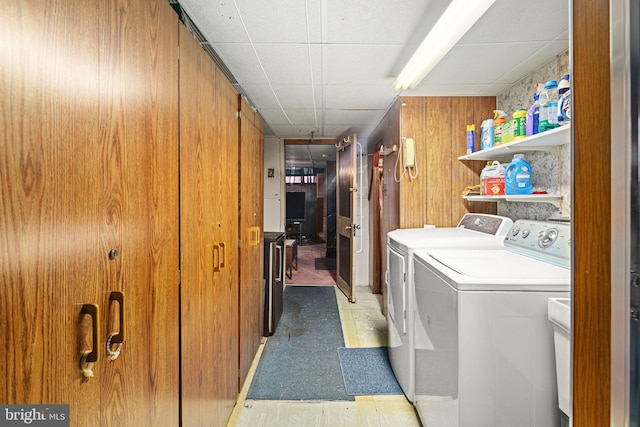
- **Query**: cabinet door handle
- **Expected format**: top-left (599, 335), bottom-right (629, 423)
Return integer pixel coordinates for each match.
top-left (80, 303), bottom-right (100, 377)
top-left (276, 245), bottom-right (283, 282)
top-left (107, 291), bottom-right (126, 361)
top-left (249, 226), bottom-right (260, 246)
top-left (219, 242), bottom-right (226, 269)
top-left (212, 243), bottom-right (220, 272)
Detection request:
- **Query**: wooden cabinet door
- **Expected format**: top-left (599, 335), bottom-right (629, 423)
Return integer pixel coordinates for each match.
top-left (1, 1), bottom-right (103, 422)
top-left (1, 1), bottom-right (180, 426)
top-left (179, 25), bottom-right (240, 426)
top-left (239, 96), bottom-right (264, 387)
top-left (97, 1), bottom-right (180, 426)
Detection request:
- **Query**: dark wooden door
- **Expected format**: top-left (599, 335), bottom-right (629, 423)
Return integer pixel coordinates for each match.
top-left (179, 24), bottom-right (240, 426)
top-left (336, 133), bottom-right (358, 302)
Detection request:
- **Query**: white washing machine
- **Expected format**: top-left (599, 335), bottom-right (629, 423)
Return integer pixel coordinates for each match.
top-left (412, 220), bottom-right (571, 427)
top-left (386, 214), bottom-right (513, 403)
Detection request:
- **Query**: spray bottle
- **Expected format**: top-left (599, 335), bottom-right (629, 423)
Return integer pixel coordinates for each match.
top-left (466, 124), bottom-right (476, 155)
top-left (493, 110), bottom-right (507, 146)
top-left (558, 74), bottom-right (571, 126)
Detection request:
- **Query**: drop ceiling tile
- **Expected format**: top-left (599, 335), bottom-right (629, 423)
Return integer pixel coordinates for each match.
top-left (212, 43), bottom-right (268, 85)
top-left (270, 124), bottom-right (317, 138)
top-left (324, 84), bottom-right (398, 110)
top-left (180, 0), bottom-right (323, 44)
top-left (322, 0), bottom-right (434, 44)
top-left (496, 41), bottom-right (569, 84)
top-left (323, 45), bottom-right (405, 85)
top-left (461, 0), bottom-right (569, 44)
top-left (324, 125), bottom-right (371, 140)
top-left (324, 109), bottom-right (385, 125)
top-left (242, 84), bottom-right (323, 110)
top-left (214, 42), bottom-right (323, 86)
top-left (421, 42), bottom-right (547, 86)
top-left (259, 108), bottom-right (322, 135)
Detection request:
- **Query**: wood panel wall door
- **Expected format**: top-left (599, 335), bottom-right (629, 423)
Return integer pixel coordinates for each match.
top-left (238, 95), bottom-right (265, 388)
top-left (179, 24), bottom-right (240, 427)
top-left (97, 1), bottom-right (180, 426)
top-left (1, 1), bottom-right (102, 421)
top-left (1, 1), bottom-right (180, 425)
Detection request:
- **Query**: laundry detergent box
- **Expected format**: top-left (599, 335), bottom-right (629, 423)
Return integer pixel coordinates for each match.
top-left (483, 176), bottom-right (505, 195)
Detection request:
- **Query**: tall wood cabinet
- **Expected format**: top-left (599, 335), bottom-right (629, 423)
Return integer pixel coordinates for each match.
top-left (2, 1), bottom-right (264, 426)
top-left (1, 0), bottom-right (180, 425)
top-left (239, 96), bottom-right (265, 387)
top-left (178, 24), bottom-right (240, 426)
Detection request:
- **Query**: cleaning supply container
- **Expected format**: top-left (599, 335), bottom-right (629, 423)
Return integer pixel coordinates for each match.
top-left (466, 124), bottom-right (476, 154)
top-left (493, 110), bottom-right (506, 145)
top-left (526, 83), bottom-right (541, 137)
top-left (539, 80), bottom-right (559, 133)
top-left (558, 74), bottom-right (571, 126)
top-left (504, 154), bottom-right (533, 195)
top-left (480, 161), bottom-right (505, 195)
top-left (513, 109), bottom-right (527, 140)
top-left (480, 118), bottom-right (494, 150)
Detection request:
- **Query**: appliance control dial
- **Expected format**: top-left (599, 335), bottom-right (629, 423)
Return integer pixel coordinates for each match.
top-left (521, 229), bottom-right (530, 238)
top-left (510, 226), bottom-right (520, 237)
top-left (538, 228), bottom-right (559, 248)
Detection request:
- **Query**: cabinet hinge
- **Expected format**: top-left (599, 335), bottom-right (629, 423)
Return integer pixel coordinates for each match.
top-left (238, 239), bottom-right (242, 249)
top-left (237, 110), bottom-right (242, 120)
top-left (178, 270), bottom-right (181, 286)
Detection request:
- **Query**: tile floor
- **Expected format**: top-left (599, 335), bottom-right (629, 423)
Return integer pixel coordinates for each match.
top-left (227, 285), bottom-right (422, 427)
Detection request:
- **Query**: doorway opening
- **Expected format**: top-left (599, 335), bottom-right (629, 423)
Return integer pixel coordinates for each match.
top-left (284, 144), bottom-right (337, 285)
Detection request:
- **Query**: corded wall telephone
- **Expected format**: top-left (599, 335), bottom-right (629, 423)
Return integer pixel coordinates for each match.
top-left (402, 137), bottom-right (416, 168)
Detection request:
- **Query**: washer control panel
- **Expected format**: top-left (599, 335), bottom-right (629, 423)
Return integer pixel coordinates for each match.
top-left (504, 220), bottom-right (571, 267)
top-left (456, 213), bottom-right (513, 236)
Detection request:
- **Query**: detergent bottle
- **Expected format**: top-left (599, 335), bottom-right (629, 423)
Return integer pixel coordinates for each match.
top-left (480, 161), bottom-right (505, 195)
top-left (526, 83), bottom-right (541, 137)
top-left (493, 110), bottom-right (507, 146)
top-left (504, 154), bottom-right (533, 195)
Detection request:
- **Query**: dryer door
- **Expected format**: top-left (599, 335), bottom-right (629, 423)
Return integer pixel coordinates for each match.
top-left (387, 246), bottom-right (406, 333)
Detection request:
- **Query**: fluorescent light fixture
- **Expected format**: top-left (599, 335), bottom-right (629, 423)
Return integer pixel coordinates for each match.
top-left (393, 0), bottom-right (496, 90)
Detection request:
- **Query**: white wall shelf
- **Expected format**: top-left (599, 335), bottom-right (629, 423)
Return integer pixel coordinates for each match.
top-left (463, 194), bottom-right (563, 208)
top-left (458, 125), bottom-right (571, 161)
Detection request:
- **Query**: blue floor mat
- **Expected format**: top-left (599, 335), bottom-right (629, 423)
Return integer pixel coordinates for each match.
top-left (338, 347), bottom-right (403, 395)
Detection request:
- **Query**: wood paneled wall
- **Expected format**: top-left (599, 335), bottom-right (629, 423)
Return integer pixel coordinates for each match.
top-left (572, 0), bottom-right (611, 424)
top-left (372, 96), bottom-right (496, 230)
top-left (369, 96), bottom-right (495, 304)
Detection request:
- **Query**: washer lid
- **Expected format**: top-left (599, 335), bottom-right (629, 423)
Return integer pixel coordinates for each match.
top-left (387, 227), bottom-right (506, 253)
top-left (414, 249), bottom-right (570, 291)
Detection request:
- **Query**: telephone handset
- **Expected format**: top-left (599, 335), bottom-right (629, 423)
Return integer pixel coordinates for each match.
top-left (402, 137), bottom-right (416, 168)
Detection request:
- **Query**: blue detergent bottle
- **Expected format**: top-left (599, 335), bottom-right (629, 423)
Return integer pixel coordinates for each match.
top-left (504, 154), bottom-right (533, 195)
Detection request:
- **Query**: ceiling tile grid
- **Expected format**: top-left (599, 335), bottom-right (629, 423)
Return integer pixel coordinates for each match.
top-left (177, 0), bottom-right (570, 141)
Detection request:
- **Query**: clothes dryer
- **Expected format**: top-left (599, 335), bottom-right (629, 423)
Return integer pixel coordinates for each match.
top-left (412, 220), bottom-right (570, 427)
top-left (386, 214), bottom-right (513, 402)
